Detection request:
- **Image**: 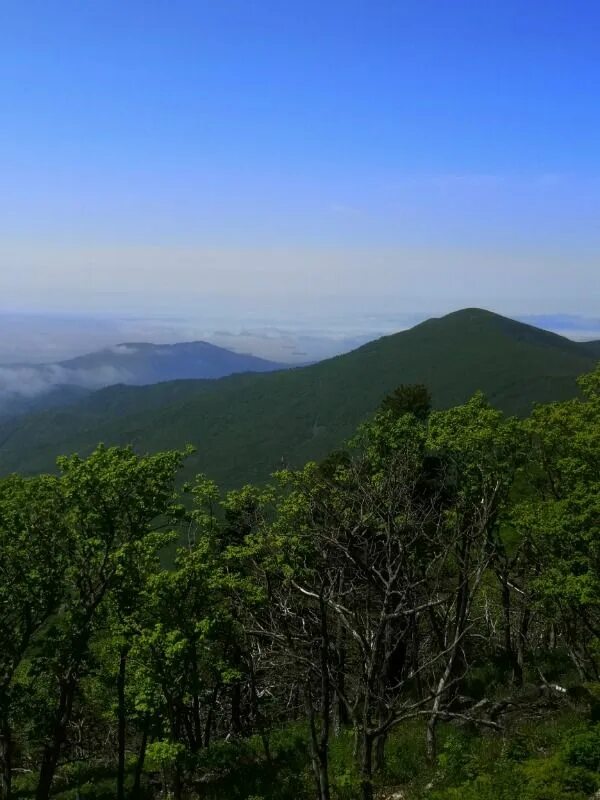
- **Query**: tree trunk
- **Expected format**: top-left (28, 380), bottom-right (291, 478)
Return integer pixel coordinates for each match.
top-left (427, 621), bottom-right (462, 763)
top-left (305, 592), bottom-right (332, 800)
top-left (189, 644), bottom-right (202, 752)
top-left (374, 732), bottom-right (387, 772)
top-left (249, 661), bottom-right (271, 764)
top-left (35, 675), bottom-right (77, 800)
top-left (360, 734), bottom-right (374, 800)
top-left (317, 594), bottom-right (331, 800)
top-left (168, 711), bottom-right (183, 800)
top-left (317, 752), bottom-right (330, 800)
top-left (307, 707), bottom-right (322, 800)
top-left (0, 723), bottom-right (12, 800)
top-left (229, 643), bottom-right (245, 736)
top-left (117, 647), bottom-right (128, 800)
top-left (500, 574), bottom-right (517, 680)
top-left (172, 768), bottom-right (183, 800)
top-left (231, 681), bottom-right (243, 736)
top-left (426, 714), bottom-right (438, 763)
top-left (36, 752), bottom-right (57, 800)
top-left (204, 685), bottom-right (219, 749)
top-left (131, 727), bottom-right (148, 799)
top-left (306, 697), bottom-right (330, 800)
top-left (333, 624), bottom-right (349, 735)
top-left (515, 606), bottom-right (530, 687)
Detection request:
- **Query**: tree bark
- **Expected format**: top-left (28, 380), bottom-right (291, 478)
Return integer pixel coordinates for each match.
top-left (189, 642), bottom-right (202, 752)
top-left (360, 734), bottom-right (374, 800)
top-left (204, 684), bottom-right (219, 749)
top-left (374, 732), bottom-right (387, 772)
top-left (304, 591), bottom-right (332, 800)
top-left (172, 768), bottom-right (182, 800)
top-left (499, 573), bottom-right (517, 680)
top-left (317, 594), bottom-right (332, 799)
top-left (131, 727), bottom-right (148, 799)
top-left (231, 681), bottom-right (243, 736)
top-left (515, 606), bottom-right (530, 687)
top-left (306, 698), bottom-right (331, 800)
top-left (117, 647), bottom-right (128, 800)
top-left (249, 660), bottom-right (271, 764)
top-left (35, 674), bottom-right (76, 800)
top-left (229, 644), bottom-right (245, 736)
top-left (0, 722), bottom-right (12, 800)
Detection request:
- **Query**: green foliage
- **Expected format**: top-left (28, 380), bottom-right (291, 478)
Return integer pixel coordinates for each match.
top-left (425, 719), bottom-right (600, 800)
top-left (145, 740), bottom-right (186, 771)
top-left (182, 731), bottom-right (308, 800)
top-left (380, 383), bottom-right (432, 421)
top-left (2, 362), bottom-right (600, 800)
top-left (512, 366), bottom-right (600, 680)
top-left (563, 725), bottom-right (600, 772)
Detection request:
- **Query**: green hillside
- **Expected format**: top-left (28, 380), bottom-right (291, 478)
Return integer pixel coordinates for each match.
top-left (0, 308), bottom-right (597, 485)
top-left (581, 339), bottom-right (600, 358)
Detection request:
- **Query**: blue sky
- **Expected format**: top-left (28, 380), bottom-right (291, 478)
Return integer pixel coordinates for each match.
top-left (1, 0), bottom-right (599, 320)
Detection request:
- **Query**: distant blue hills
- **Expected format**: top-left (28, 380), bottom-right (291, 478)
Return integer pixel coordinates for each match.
top-left (0, 341), bottom-right (287, 418)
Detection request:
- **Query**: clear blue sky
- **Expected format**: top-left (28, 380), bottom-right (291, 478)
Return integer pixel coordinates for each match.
top-left (1, 0), bottom-right (599, 317)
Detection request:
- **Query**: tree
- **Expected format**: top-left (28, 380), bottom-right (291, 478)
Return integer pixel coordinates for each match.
top-left (425, 393), bottom-right (526, 755)
top-left (380, 383), bottom-right (431, 421)
top-left (124, 477), bottom-right (241, 799)
top-left (0, 476), bottom-right (67, 800)
top-left (516, 367), bottom-right (600, 681)
top-left (30, 445), bottom-right (185, 800)
top-left (108, 524), bottom-right (177, 800)
top-left (245, 407), bottom-right (496, 800)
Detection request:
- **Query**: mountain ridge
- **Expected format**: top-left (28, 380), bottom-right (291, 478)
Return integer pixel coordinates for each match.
top-left (0, 308), bottom-right (597, 484)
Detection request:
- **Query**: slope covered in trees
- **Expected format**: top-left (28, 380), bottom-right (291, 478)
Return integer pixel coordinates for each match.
top-left (1, 366), bottom-right (599, 800)
top-left (0, 309), bottom-right (597, 485)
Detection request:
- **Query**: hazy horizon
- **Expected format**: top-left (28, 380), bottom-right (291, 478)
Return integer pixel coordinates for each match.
top-left (2, 306), bottom-right (599, 366)
top-left (2, 2), bottom-right (599, 321)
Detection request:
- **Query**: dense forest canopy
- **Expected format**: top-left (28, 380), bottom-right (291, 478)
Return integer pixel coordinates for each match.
top-left (0, 367), bottom-right (599, 800)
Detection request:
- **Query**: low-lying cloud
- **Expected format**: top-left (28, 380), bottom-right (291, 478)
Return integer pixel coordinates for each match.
top-left (108, 344), bottom-right (140, 355)
top-left (0, 363), bottom-right (132, 405)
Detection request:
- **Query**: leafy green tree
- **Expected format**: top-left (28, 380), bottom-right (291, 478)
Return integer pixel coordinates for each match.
top-left (381, 383), bottom-right (432, 421)
top-left (125, 479), bottom-right (240, 799)
top-left (516, 367), bottom-right (600, 681)
top-left (29, 445), bottom-right (185, 800)
top-left (242, 406), bottom-right (499, 800)
top-left (425, 394), bottom-right (527, 754)
top-left (109, 524), bottom-right (178, 800)
top-left (427, 393), bottom-right (529, 674)
top-left (0, 475), bottom-right (67, 800)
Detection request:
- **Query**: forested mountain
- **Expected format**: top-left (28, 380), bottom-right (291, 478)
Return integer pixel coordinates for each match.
top-left (0, 309), bottom-right (597, 483)
top-left (0, 384), bottom-right (91, 420)
top-left (0, 341), bottom-right (285, 420)
top-left (59, 340), bottom-right (287, 382)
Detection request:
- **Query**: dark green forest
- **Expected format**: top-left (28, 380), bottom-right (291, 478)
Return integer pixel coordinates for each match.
top-left (1, 368), bottom-right (599, 800)
top-left (1, 309), bottom-right (598, 485)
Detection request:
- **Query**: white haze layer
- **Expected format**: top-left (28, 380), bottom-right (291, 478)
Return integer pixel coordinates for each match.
top-left (0, 363), bottom-right (132, 401)
top-left (0, 309), bottom-right (598, 410)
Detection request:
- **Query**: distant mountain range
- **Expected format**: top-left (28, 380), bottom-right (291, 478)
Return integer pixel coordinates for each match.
top-left (0, 341), bottom-right (287, 418)
top-left (0, 308), bottom-right (598, 484)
